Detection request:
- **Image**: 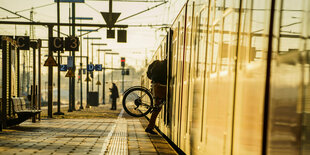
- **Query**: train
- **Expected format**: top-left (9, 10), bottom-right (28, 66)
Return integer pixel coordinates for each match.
top-left (141, 0), bottom-right (310, 154)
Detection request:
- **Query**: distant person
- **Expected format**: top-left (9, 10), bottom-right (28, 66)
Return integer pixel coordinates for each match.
top-left (110, 83), bottom-right (119, 110)
top-left (145, 59), bottom-right (167, 134)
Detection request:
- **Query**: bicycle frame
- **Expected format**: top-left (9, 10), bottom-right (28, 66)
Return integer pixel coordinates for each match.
top-left (123, 86), bottom-right (151, 95)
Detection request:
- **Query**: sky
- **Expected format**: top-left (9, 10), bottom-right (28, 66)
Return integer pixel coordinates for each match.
top-left (0, 0), bottom-right (186, 70)
top-left (0, 0), bottom-right (187, 102)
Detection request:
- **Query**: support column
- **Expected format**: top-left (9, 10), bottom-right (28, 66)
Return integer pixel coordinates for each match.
top-left (8, 43), bottom-right (12, 117)
top-left (91, 42), bottom-right (94, 91)
top-left (54, 0), bottom-right (64, 115)
top-left (48, 25), bottom-right (54, 118)
top-left (68, 52), bottom-right (73, 112)
top-left (86, 36), bottom-right (89, 108)
top-left (102, 53), bottom-right (105, 104)
top-left (32, 46), bottom-right (36, 123)
top-left (79, 62), bottom-right (83, 109)
top-left (86, 57), bottom-right (89, 107)
top-left (97, 50), bottom-right (100, 93)
top-left (17, 48), bottom-right (20, 97)
top-left (122, 66), bottom-right (124, 93)
top-left (111, 55), bottom-right (113, 83)
top-left (102, 68), bottom-right (105, 104)
top-left (38, 39), bottom-right (42, 120)
top-left (2, 40), bottom-right (8, 128)
top-left (72, 2), bottom-right (76, 111)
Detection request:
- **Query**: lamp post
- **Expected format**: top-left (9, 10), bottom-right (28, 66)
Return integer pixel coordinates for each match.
top-left (69, 17), bottom-right (93, 110)
top-left (83, 36), bottom-right (101, 107)
top-left (105, 52), bottom-right (119, 83)
top-left (97, 49), bottom-right (112, 104)
top-left (92, 43), bottom-right (107, 94)
top-left (90, 41), bottom-right (103, 91)
top-left (54, 0), bottom-right (64, 115)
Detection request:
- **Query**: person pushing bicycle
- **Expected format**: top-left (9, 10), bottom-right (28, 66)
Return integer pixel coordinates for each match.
top-left (144, 59), bottom-right (167, 134)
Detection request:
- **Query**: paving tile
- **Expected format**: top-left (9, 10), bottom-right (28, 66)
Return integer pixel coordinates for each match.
top-left (0, 105), bottom-right (177, 155)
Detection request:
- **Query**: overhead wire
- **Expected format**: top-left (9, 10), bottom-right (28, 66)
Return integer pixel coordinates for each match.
top-left (0, 16), bottom-right (21, 19)
top-left (15, 3), bottom-right (55, 13)
top-left (78, 1), bottom-right (168, 37)
top-left (0, 6), bottom-right (69, 36)
top-left (84, 2), bottom-right (101, 13)
top-left (1, 1), bottom-right (168, 37)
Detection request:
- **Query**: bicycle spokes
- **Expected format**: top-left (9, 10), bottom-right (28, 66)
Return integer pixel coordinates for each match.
top-left (122, 87), bottom-right (153, 117)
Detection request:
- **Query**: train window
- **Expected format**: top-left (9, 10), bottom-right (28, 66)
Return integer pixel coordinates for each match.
top-left (214, 0), bottom-right (224, 20)
top-left (276, 3), bottom-right (302, 54)
top-left (12, 47), bottom-right (18, 96)
top-left (177, 26), bottom-right (185, 141)
top-left (195, 7), bottom-right (209, 143)
top-left (209, 0), bottom-right (223, 73)
top-left (195, 12), bottom-right (200, 77)
top-left (171, 38), bottom-right (178, 127)
top-left (196, 9), bottom-right (207, 78)
top-left (220, 8), bottom-right (235, 71)
top-left (211, 24), bottom-right (220, 73)
top-left (172, 21), bottom-right (180, 128)
top-left (164, 37), bottom-right (167, 59)
top-left (207, 1), bottom-right (214, 74)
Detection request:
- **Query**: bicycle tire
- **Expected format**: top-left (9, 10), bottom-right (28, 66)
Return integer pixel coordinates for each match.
top-left (122, 86), bottom-right (153, 117)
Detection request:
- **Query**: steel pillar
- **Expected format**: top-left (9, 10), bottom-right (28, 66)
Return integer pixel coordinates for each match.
top-left (48, 25), bottom-right (54, 118)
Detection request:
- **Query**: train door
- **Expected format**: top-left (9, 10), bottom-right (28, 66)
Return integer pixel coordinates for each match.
top-left (301, 1), bottom-right (310, 154)
top-left (219, 2), bottom-right (240, 155)
top-left (197, 0), bottom-right (215, 153)
top-left (178, 2), bottom-right (194, 153)
top-left (177, 2), bottom-right (188, 149)
top-left (232, 0), bottom-right (272, 154)
top-left (170, 22), bottom-right (179, 143)
top-left (190, 0), bottom-right (211, 154)
top-left (158, 38), bottom-right (167, 133)
top-left (161, 28), bottom-right (175, 139)
top-left (166, 29), bottom-right (174, 139)
top-left (167, 2), bottom-right (190, 150)
top-left (266, 0), bottom-right (310, 154)
top-left (176, 21), bottom-right (185, 147)
top-left (199, 0), bottom-right (237, 154)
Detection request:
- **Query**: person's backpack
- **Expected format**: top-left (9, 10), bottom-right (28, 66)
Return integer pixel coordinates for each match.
top-left (147, 59), bottom-right (167, 85)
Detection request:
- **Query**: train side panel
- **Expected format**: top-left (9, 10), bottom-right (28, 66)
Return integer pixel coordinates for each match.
top-left (267, 0), bottom-right (309, 154)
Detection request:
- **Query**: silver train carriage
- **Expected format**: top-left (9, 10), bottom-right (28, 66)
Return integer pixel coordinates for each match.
top-left (141, 0), bottom-right (310, 154)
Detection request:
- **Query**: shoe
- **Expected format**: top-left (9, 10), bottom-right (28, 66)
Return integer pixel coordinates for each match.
top-left (145, 128), bottom-right (157, 135)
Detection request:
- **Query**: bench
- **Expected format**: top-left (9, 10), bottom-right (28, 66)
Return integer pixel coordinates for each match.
top-left (12, 97), bottom-right (41, 115)
top-left (6, 97), bottom-right (41, 126)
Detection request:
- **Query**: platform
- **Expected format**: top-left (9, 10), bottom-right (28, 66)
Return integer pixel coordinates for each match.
top-left (0, 104), bottom-right (177, 155)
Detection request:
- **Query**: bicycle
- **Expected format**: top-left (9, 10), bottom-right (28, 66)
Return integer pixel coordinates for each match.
top-left (122, 85), bottom-right (166, 117)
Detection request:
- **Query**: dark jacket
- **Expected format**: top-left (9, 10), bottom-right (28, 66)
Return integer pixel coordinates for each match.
top-left (147, 59), bottom-right (167, 85)
top-left (111, 83), bottom-right (119, 99)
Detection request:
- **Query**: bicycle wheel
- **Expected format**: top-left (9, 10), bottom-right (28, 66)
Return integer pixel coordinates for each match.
top-left (122, 86), bottom-right (153, 117)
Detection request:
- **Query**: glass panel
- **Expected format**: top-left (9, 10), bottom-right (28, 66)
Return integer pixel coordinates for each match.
top-left (203, 0), bottom-right (239, 154)
top-left (233, 0), bottom-right (270, 154)
top-left (211, 24), bottom-right (220, 73)
top-left (302, 2), bottom-right (310, 153)
top-left (268, 0), bottom-right (307, 154)
top-left (20, 48), bottom-right (32, 97)
top-left (193, 4), bottom-right (207, 147)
